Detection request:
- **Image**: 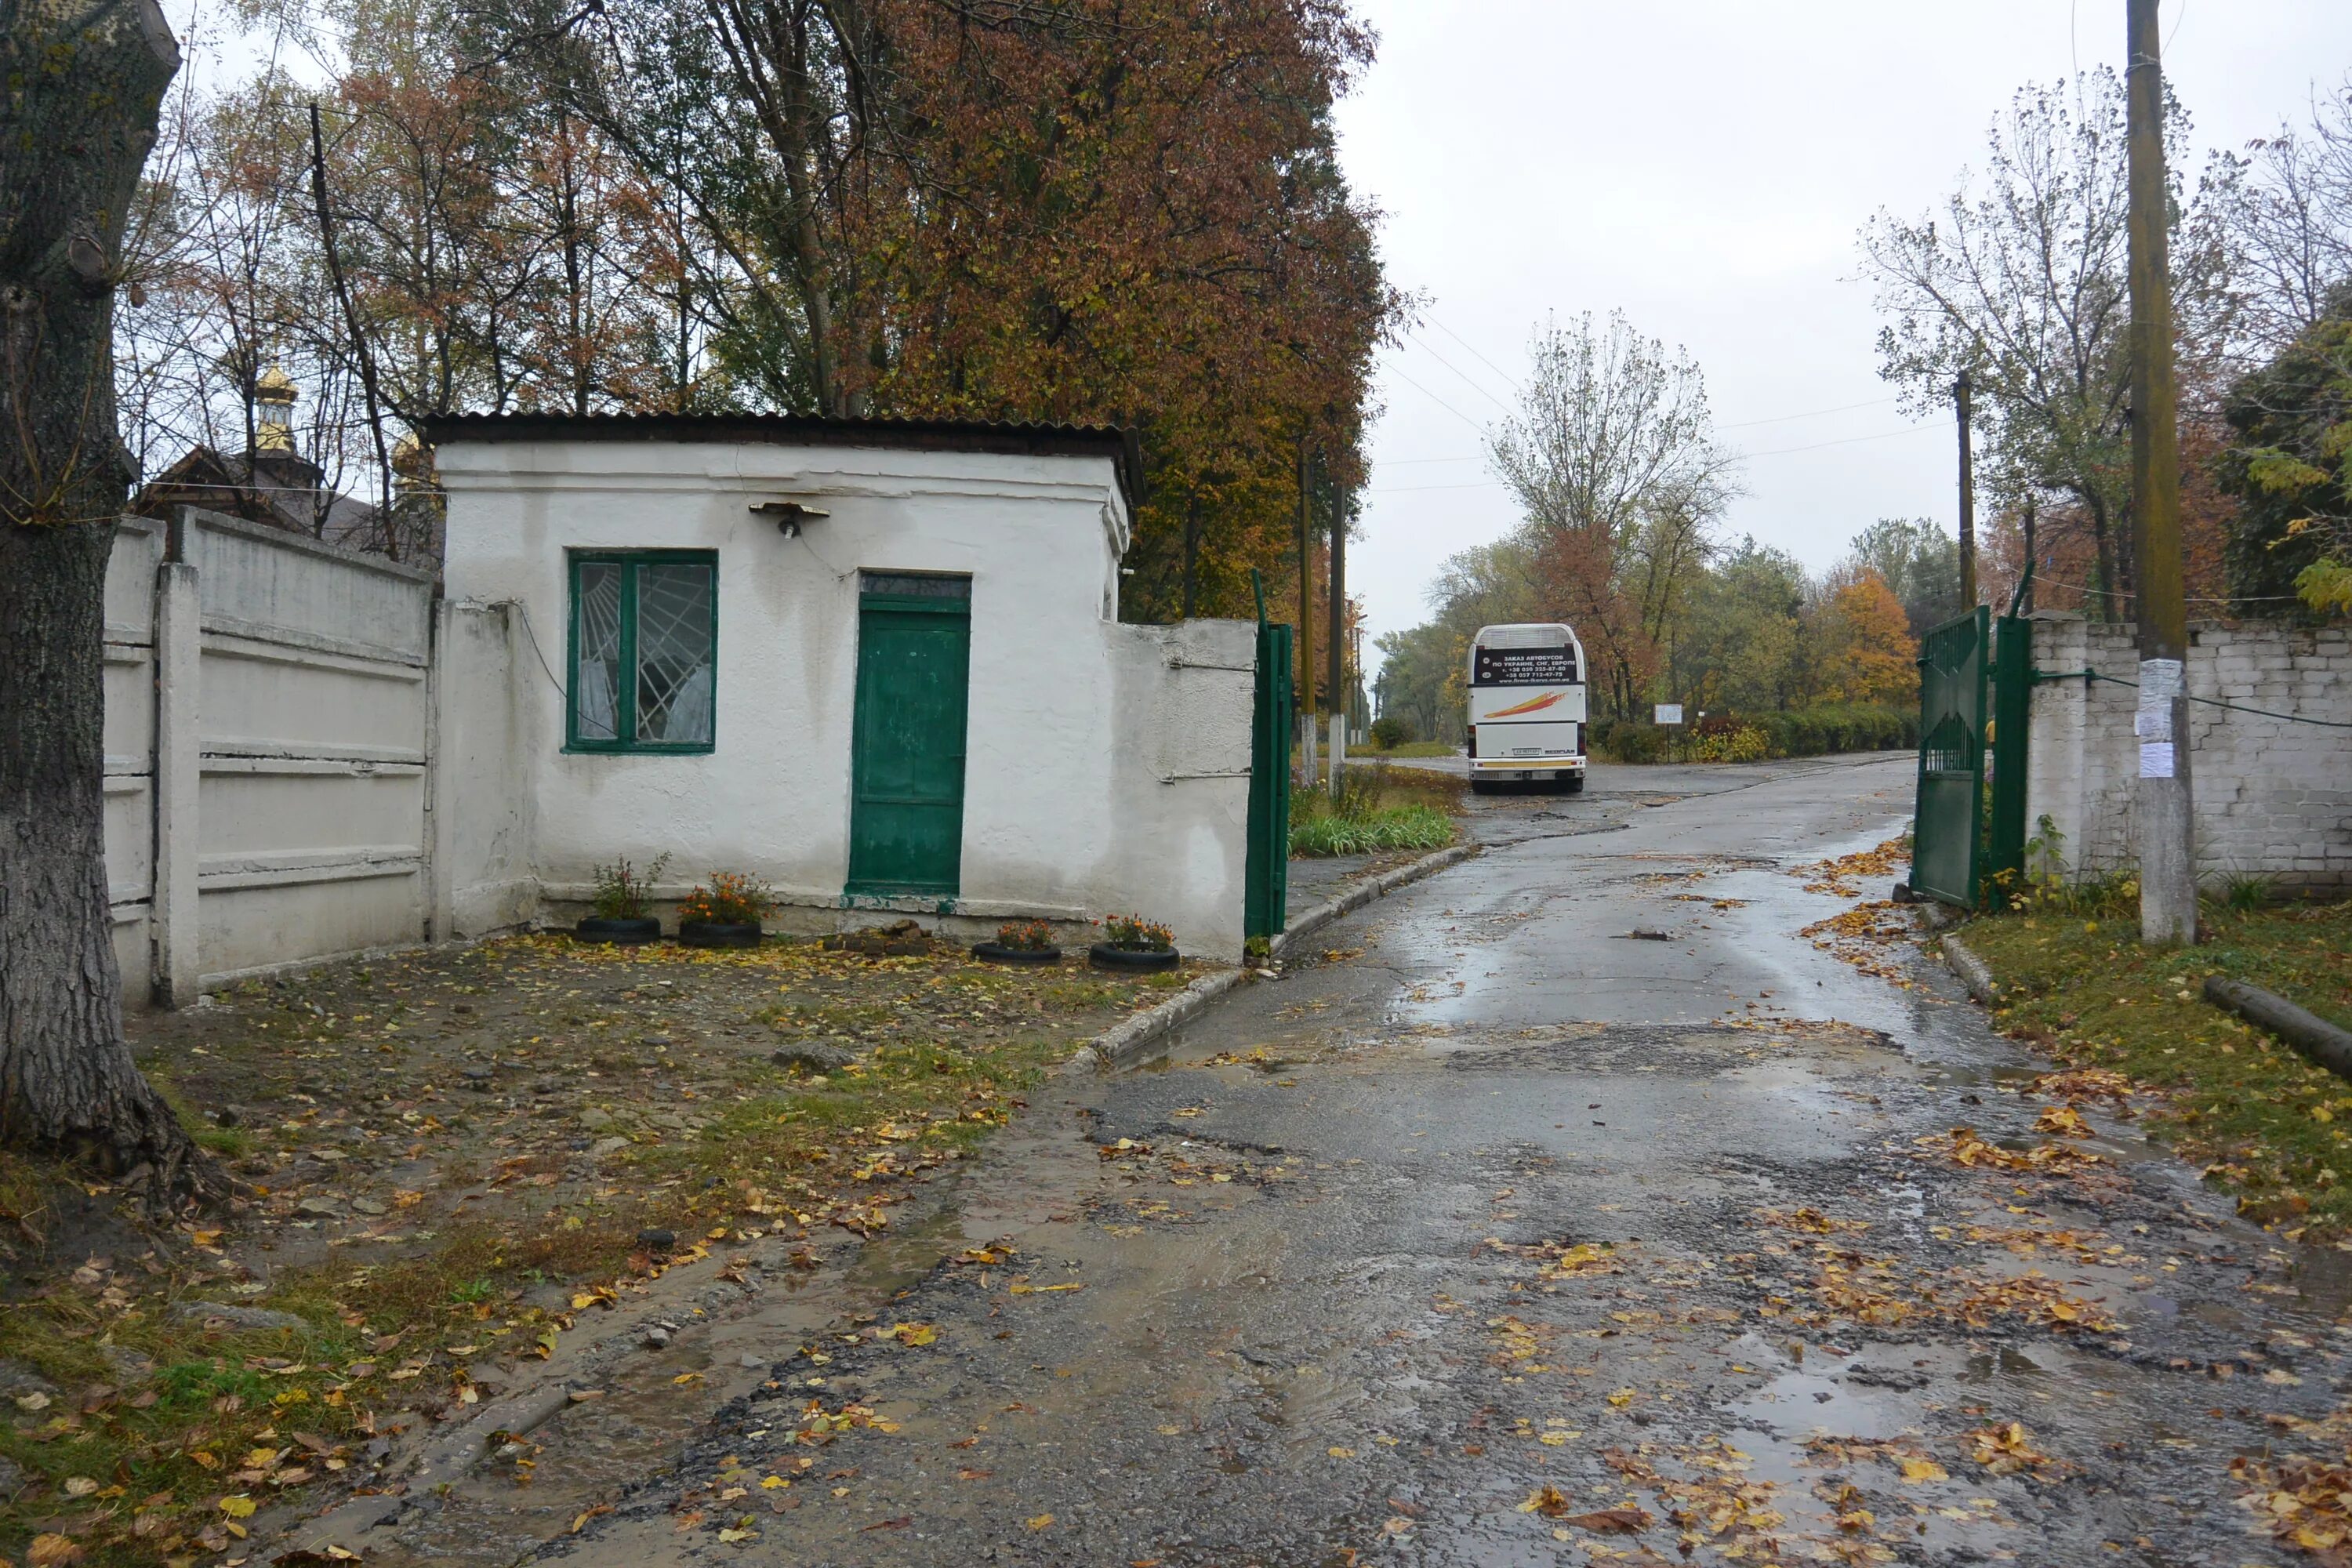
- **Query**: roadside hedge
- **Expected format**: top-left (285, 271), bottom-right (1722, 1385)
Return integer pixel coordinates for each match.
top-left (1592, 703), bottom-right (1917, 764)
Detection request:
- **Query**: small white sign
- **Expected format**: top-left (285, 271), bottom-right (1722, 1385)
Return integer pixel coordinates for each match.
top-left (1654, 704), bottom-right (1684, 726)
top-left (2140, 742), bottom-right (2176, 779)
top-left (2134, 658), bottom-right (2183, 742)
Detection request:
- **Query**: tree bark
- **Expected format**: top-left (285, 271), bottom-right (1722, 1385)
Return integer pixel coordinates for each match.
top-left (1, 0), bottom-right (216, 1207)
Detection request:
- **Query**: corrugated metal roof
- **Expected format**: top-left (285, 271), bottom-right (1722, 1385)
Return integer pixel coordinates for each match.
top-left (417, 411), bottom-right (1143, 512)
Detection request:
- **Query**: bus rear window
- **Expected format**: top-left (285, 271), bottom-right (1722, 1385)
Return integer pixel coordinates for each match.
top-left (1473, 647), bottom-right (1578, 686)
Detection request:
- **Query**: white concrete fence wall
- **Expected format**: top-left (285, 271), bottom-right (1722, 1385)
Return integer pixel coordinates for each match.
top-left (2025, 613), bottom-right (2352, 895)
top-left (103, 507), bottom-right (440, 1005)
top-left (104, 507), bottom-right (1263, 998)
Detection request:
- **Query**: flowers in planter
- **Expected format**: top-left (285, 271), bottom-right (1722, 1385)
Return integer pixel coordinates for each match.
top-left (1100, 914), bottom-right (1174, 953)
top-left (996, 920), bottom-right (1055, 952)
top-left (590, 853), bottom-right (669, 920)
top-left (677, 871), bottom-right (776, 927)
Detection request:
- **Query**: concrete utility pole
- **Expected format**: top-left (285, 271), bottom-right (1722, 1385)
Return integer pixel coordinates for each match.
top-left (1297, 441), bottom-right (1317, 788)
top-left (1327, 485), bottom-right (1348, 795)
top-left (1955, 370), bottom-right (1977, 608)
top-left (2126, 0), bottom-right (2197, 944)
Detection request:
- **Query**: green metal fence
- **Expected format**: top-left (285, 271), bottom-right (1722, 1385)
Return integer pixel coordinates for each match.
top-left (1911, 601), bottom-right (2033, 909)
top-left (1245, 574), bottom-right (1293, 942)
top-left (1911, 606), bottom-right (1989, 906)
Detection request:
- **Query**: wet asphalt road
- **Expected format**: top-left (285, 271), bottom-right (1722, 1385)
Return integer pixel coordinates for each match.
top-left (530, 755), bottom-right (2344, 1567)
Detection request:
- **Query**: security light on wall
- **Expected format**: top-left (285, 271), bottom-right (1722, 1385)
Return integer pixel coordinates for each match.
top-left (752, 499), bottom-right (830, 537)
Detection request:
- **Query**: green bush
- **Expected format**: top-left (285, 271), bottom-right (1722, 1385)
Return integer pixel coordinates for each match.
top-left (1592, 720), bottom-right (1669, 763)
top-left (1744, 703), bottom-right (1918, 758)
top-left (1592, 704), bottom-right (1915, 764)
top-left (1369, 714), bottom-right (1412, 750)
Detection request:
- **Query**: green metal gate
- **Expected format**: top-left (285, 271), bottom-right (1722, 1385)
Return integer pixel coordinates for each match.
top-left (1911, 599), bottom-right (2033, 909)
top-left (1245, 572), bottom-right (1292, 943)
top-left (1911, 606), bottom-right (1990, 906)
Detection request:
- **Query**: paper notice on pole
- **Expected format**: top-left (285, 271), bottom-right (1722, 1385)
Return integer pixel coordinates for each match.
top-left (2134, 658), bottom-right (2183, 739)
top-left (2140, 742), bottom-right (2176, 779)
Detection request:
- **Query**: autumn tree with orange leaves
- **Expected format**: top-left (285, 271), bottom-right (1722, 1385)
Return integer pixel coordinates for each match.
top-left (119, 0), bottom-right (1396, 615)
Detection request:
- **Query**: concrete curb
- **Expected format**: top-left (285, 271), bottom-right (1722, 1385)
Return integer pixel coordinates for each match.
top-left (1940, 932), bottom-right (2000, 1006)
top-left (1065, 967), bottom-right (1253, 1073)
top-left (1063, 839), bottom-right (1481, 1075)
top-left (2206, 976), bottom-right (2352, 1080)
top-left (1272, 841), bottom-right (1483, 959)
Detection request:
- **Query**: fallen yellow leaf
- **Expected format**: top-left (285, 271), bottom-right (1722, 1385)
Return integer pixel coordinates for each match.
top-left (1899, 1457), bottom-right (1948, 1483)
top-left (1028, 1513), bottom-right (1055, 1530)
top-left (27, 1533), bottom-right (84, 1568)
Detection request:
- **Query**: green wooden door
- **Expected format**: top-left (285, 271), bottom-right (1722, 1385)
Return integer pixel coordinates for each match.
top-left (847, 577), bottom-right (971, 899)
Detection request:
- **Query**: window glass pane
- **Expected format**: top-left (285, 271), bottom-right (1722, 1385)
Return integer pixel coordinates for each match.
top-left (575, 562), bottom-right (622, 741)
top-left (635, 561), bottom-right (714, 744)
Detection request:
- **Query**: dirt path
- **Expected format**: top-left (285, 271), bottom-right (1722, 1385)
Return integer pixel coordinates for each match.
top-left (487, 757), bottom-right (2346, 1567)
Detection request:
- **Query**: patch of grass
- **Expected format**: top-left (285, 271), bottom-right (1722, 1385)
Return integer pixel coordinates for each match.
top-left (1289, 804), bottom-right (1456, 858)
top-left (1, 931), bottom-right (1197, 1566)
top-left (1289, 761), bottom-right (1464, 858)
top-left (1962, 898), bottom-right (2352, 1234)
top-left (1349, 739), bottom-right (1458, 759)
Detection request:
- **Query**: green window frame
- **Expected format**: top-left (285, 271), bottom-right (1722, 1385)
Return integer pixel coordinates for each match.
top-left (565, 550), bottom-right (719, 753)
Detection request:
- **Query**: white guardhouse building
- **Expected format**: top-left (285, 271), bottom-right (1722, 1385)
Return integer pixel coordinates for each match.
top-left (423, 413), bottom-right (1258, 960)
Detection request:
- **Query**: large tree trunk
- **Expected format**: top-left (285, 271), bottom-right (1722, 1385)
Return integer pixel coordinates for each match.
top-left (1, 0), bottom-right (216, 1207)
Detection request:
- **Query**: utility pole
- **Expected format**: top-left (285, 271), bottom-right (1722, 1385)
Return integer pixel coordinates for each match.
top-left (1955, 369), bottom-right (1976, 608)
top-left (2022, 495), bottom-right (2038, 614)
top-left (2126, 0), bottom-right (2196, 944)
top-left (1327, 483), bottom-right (1348, 796)
top-left (1297, 441), bottom-right (1317, 789)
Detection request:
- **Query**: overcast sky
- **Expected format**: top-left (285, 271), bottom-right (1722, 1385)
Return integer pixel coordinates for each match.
top-left (1334, 1), bottom-right (2352, 678)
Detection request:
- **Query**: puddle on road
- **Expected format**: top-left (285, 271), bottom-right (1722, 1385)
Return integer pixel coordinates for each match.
top-left (2289, 1243), bottom-right (2352, 1319)
top-left (844, 1207), bottom-right (966, 1298)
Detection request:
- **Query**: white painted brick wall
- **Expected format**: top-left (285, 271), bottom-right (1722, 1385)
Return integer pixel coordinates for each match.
top-left (2025, 615), bottom-right (2351, 894)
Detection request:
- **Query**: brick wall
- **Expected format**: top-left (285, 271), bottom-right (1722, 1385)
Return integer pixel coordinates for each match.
top-left (2024, 614), bottom-right (2351, 894)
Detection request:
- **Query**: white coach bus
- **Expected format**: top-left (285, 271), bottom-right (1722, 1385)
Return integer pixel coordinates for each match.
top-left (1465, 622), bottom-right (1588, 794)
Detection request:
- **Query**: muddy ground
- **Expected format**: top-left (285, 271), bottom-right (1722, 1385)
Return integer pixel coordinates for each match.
top-left (0, 931), bottom-right (1195, 1565)
top-left (425, 755), bottom-right (2352, 1568)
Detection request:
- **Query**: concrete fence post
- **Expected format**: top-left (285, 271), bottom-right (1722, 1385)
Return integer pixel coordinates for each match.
top-left (151, 557), bottom-right (202, 1007)
top-left (2023, 613), bottom-right (2089, 882)
top-left (426, 597), bottom-right (455, 943)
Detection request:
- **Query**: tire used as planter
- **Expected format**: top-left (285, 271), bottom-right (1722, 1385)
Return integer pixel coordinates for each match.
top-left (972, 942), bottom-right (1063, 965)
top-left (1088, 943), bottom-right (1180, 972)
top-left (678, 920), bottom-right (764, 949)
top-left (575, 916), bottom-right (661, 945)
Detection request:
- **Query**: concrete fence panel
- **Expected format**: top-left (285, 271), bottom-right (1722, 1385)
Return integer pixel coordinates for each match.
top-left (1099, 618), bottom-right (1258, 961)
top-left (2025, 613), bottom-right (2351, 895)
top-left (102, 507), bottom-right (445, 1003)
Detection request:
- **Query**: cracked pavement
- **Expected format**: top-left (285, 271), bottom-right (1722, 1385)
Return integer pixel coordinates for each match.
top-left (385, 755), bottom-right (2345, 1566)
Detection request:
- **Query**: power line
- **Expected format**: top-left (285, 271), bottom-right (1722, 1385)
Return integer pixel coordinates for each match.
top-left (1404, 328), bottom-right (1515, 414)
top-left (1370, 478), bottom-right (1508, 495)
top-left (1381, 364), bottom-right (1491, 437)
top-left (1367, 420), bottom-right (1945, 493)
top-left (1740, 422), bottom-right (1941, 458)
top-left (1719, 394), bottom-right (1905, 430)
top-left (1428, 317), bottom-right (1523, 390)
